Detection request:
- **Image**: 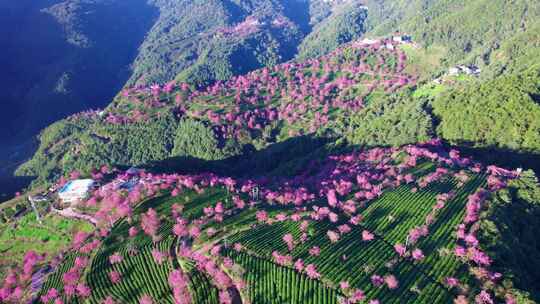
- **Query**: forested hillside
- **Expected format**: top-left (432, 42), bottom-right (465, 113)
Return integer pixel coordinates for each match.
top-left (296, 2), bottom-right (367, 60)
top-left (4, 0), bottom-right (540, 149)
top-left (16, 41), bottom-right (540, 188)
top-left (17, 40), bottom-right (415, 183)
top-left (125, 0), bottom-right (371, 87)
top-left (366, 0), bottom-right (540, 76)
top-left (432, 69), bottom-right (540, 152)
top-left (0, 0), bottom-right (157, 145)
top-left (0, 0), bottom-right (372, 202)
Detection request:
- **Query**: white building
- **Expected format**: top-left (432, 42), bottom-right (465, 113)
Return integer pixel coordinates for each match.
top-left (392, 35), bottom-right (412, 43)
top-left (360, 38), bottom-right (379, 45)
top-left (448, 65), bottom-right (481, 77)
top-left (58, 179), bottom-right (95, 204)
top-left (448, 67), bottom-right (460, 76)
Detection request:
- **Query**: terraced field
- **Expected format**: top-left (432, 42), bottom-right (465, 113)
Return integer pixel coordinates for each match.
top-left (223, 249), bottom-right (341, 304)
top-left (177, 260), bottom-right (220, 304)
top-left (36, 253), bottom-right (83, 304)
top-left (219, 172), bottom-right (487, 303)
top-left (86, 238), bottom-right (176, 303)
top-left (29, 147), bottom-right (519, 304)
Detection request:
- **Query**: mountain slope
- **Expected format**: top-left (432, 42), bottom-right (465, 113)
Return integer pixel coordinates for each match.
top-left (5, 142), bottom-right (540, 303)
top-left (126, 0), bottom-right (367, 87)
top-left (432, 69), bottom-right (540, 152)
top-left (366, 0), bottom-right (540, 76)
top-left (1, 0), bottom-right (374, 202)
top-left (296, 2), bottom-right (367, 60)
top-left (3, 2), bottom-right (540, 303)
top-left (0, 0), bottom-right (158, 144)
top-left (17, 39), bottom-right (415, 183)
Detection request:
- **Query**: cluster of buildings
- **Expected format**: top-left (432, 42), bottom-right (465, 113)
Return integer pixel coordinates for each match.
top-left (24, 179), bottom-right (97, 223)
top-left (448, 65), bottom-right (481, 77)
top-left (22, 167), bottom-right (146, 225)
top-left (358, 34), bottom-right (413, 50)
top-left (433, 64), bottom-right (482, 84)
top-left (47, 167), bottom-right (143, 206)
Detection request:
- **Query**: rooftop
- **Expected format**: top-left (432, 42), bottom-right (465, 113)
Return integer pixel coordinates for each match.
top-left (58, 179), bottom-right (95, 194)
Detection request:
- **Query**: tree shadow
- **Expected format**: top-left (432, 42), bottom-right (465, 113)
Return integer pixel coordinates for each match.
top-left (446, 141), bottom-right (540, 173)
top-left (143, 135), bottom-right (335, 180)
top-left (143, 135), bottom-right (540, 191)
top-left (281, 0), bottom-right (312, 35)
top-left (0, 175), bottom-right (36, 202)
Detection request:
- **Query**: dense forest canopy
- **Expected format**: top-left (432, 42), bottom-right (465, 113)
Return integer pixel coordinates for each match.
top-left (432, 69), bottom-right (540, 152)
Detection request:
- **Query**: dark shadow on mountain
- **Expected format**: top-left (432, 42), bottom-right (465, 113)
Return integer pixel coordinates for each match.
top-left (445, 142), bottom-right (540, 173)
top-left (143, 135), bottom-right (338, 179)
top-left (0, 0), bottom-right (159, 201)
top-left (144, 136), bottom-right (540, 184)
top-left (0, 138), bottom-right (39, 203)
top-left (0, 0), bottom-right (159, 144)
top-left (281, 0), bottom-right (312, 35)
top-left (0, 176), bottom-right (36, 202)
top-left (485, 185), bottom-right (540, 301)
top-left (531, 93), bottom-right (540, 104)
top-left (222, 0), bottom-right (247, 24)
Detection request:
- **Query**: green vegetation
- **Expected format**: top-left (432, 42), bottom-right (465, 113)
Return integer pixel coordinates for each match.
top-left (37, 253), bottom-right (84, 304)
top-left (347, 93), bottom-right (433, 147)
top-left (487, 21), bottom-right (540, 77)
top-left (0, 212), bottom-right (92, 277)
top-left (297, 2), bottom-right (367, 60)
top-left (87, 238), bottom-right (177, 303)
top-left (173, 118), bottom-right (226, 160)
top-left (412, 84), bottom-right (446, 99)
top-left (5, 2), bottom-right (540, 303)
top-left (361, 176), bottom-right (483, 244)
top-left (17, 43), bottom-right (410, 184)
top-left (224, 249), bottom-right (341, 303)
top-left (367, 0), bottom-right (540, 75)
top-left (432, 69), bottom-right (540, 152)
top-left (179, 260), bottom-right (220, 304)
top-left (399, 44), bottom-right (447, 80)
top-left (222, 171), bottom-right (487, 304)
top-left (477, 170), bottom-right (540, 301)
top-left (22, 150), bottom-right (540, 304)
top-left (84, 187), bottom-right (230, 303)
top-left (18, 112), bottom-right (178, 182)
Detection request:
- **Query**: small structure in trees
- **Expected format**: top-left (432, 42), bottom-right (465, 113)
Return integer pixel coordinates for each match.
top-left (250, 186), bottom-right (260, 202)
top-left (392, 34), bottom-right (412, 44)
top-left (448, 65), bottom-right (481, 77)
top-left (359, 38), bottom-right (380, 46)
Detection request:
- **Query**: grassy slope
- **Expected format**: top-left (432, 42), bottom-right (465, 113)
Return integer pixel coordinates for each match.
top-left (0, 212), bottom-right (93, 278)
